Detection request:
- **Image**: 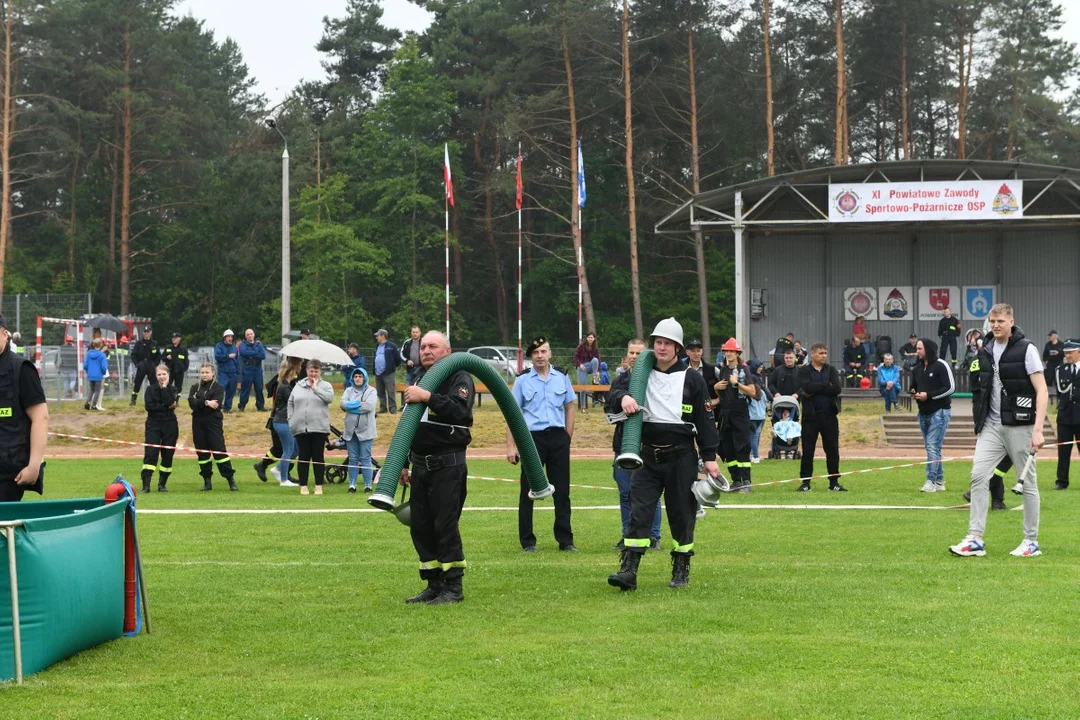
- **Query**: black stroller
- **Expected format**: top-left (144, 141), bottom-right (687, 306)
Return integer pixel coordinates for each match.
top-left (767, 395), bottom-right (802, 459)
top-left (323, 425), bottom-right (380, 485)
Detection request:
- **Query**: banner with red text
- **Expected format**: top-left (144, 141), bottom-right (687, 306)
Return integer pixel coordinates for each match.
top-left (828, 181), bottom-right (1023, 223)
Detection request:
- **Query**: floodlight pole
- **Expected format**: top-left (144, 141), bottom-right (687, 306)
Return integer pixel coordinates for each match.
top-left (271, 122), bottom-right (290, 347)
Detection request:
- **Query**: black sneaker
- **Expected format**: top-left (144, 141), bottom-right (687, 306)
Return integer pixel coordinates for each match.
top-left (522, 545), bottom-right (537, 553)
top-left (559, 544), bottom-right (579, 552)
top-left (347, 486), bottom-right (357, 494)
top-left (797, 483), bottom-right (811, 492)
top-left (1054, 482), bottom-right (1069, 491)
top-left (962, 490), bottom-right (972, 502)
top-left (829, 484), bottom-right (848, 492)
top-left (613, 540), bottom-right (625, 551)
top-left (649, 538), bottom-right (661, 551)
top-left (991, 499), bottom-right (1008, 511)
top-left (363, 487), bottom-right (373, 493)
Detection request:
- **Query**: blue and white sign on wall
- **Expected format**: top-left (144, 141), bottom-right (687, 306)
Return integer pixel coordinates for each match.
top-left (962, 287), bottom-right (996, 321)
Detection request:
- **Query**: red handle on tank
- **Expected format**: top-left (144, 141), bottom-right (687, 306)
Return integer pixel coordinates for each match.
top-left (105, 483), bottom-right (138, 634)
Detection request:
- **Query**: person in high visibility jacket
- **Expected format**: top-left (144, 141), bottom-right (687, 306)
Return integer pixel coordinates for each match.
top-left (162, 331), bottom-right (190, 393)
top-left (141, 364), bottom-right (178, 493)
top-left (129, 326), bottom-right (160, 405)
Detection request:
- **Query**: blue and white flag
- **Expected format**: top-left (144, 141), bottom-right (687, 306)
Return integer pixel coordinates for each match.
top-left (577, 140), bottom-right (586, 208)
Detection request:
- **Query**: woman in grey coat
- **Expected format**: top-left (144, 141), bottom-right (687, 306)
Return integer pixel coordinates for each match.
top-left (287, 359), bottom-right (334, 495)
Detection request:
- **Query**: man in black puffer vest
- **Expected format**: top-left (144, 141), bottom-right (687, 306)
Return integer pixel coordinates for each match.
top-left (950, 304), bottom-right (1047, 559)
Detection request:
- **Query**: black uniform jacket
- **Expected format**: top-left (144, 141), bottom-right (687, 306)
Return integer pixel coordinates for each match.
top-left (411, 364), bottom-right (475, 456)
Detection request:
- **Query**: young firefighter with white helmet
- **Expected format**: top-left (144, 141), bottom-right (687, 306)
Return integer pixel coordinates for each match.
top-left (715, 337), bottom-right (758, 492)
top-left (607, 318), bottom-right (721, 591)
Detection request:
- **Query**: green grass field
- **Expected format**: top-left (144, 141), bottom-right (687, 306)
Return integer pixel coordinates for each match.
top-left (2, 457), bottom-right (1078, 718)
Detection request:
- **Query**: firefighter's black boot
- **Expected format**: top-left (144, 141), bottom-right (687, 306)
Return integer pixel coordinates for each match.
top-left (428, 577), bottom-right (464, 605)
top-left (157, 473), bottom-right (170, 493)
top-left (200, 475), bottom-right (212, 491)
top-left (669, 552), bottom-right (691, 588)
top-left (226, 475), bottom-right (239, 492)
top-left (130, 392), bottom-right (138, 406)
top-left (141, 469), bottom-right (152, 494)
top-left (607, 549), bottom-right (642, 591)
top-left (405, 572), bottom-right (442, 604)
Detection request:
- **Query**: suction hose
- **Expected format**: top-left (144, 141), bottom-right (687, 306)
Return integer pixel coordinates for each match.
top-left (614, 349), bottom-right (656, 470)
top-left (368, 352), bottom-right (555, 513)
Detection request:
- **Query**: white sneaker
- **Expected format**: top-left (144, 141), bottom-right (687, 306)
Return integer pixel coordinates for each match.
top-left (269, 466), bottom-right (281, 482)
top-left (1011, 482), bottom-right (1024, 495)
top-left (695, 506), bottom-right (706, 519)
top-left (934, 482), bottom-right (945, 492)
top-left (279, 480), bottom-right (298, 488)
top-left (920, 480), bottom-right (938, 493)
top-left (1009, 539), bottom-right (1041, 557)
top-left (949, 535), bottom-right (986, 557)
top-left (751, 457), bottom-right (761, 464)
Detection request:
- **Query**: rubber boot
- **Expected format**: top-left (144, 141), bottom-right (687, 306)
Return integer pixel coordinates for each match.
top-left (227, 475), bottom-right (239, 492)
top-left (405, 575), bottom-right (442, 604)
top-left (607, 549), bottom-right (642, 591)
top-left (428, 577), bottom-right (464, 605)
top-left (141, 469), bottom-right (152, 494)
top-left (200, 476), bottom-right (212, 491)
top-left (157, 473), bottom-right (170, 493)
top-left (130, 392), bottom-right (138, 406)
top-left (669, 552), bottom-right (691, 588)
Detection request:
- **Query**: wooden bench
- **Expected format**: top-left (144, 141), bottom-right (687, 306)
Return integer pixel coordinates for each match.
top-left (396, 382), bottom-right (611, 407)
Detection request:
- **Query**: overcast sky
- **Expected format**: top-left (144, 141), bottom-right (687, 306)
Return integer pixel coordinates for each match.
top-left (174, 0), bottom-right (1080, 108)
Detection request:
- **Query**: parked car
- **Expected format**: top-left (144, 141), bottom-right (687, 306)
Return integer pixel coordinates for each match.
top-left (465, 346), bottom-right (532, 381)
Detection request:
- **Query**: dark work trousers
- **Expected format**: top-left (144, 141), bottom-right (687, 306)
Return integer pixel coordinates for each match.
top-left (257, 423), bottom-right (282, 470)
top-left (192, 416), bottom-right (234, 480)
top-left (718, 413), bottom-right (752, 487)
top-left (238, 367), bottom-right (265, 411)
top-left (1058, 422), bottom-right (1080, 486)
top-left (626, 445), bottom-right (698, 554)
top-left (375, 372), bottom-right (397, 414)
top-left (410, 463), bottom-right (468, 583)
top-left (142, 418), bottom-right (179, 487)
top-left (0, 478), bottom-right (24, 502)
top-left (219, 370), bottom-right (238, 411)
top-left (518, 428), bottom-right (573, 549)
top-left (130, 364), bottom-right (153, 402)
top-left (940, 336), bottom-right (958, 364)
top-left (295, 432), bottom-right (328, 487)
top-left (799, 413), bottom-right (841, 484)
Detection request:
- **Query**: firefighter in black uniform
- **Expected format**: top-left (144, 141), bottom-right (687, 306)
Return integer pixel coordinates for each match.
top-left (142, 363), bottom-right (179, 493)
top-left (400, 331), bottom-right (475, 606)
top-left (0, 311), bottom-right (49, 502)
top-left (189, 362), bottom-right (238, 491)
top-left (607, 318), bottom-right (720, 591)
top-left (715, 337), bottom-right (757, 493)
top-left (162, 331), bottom-right (190, 393)
top-left (129, 326), bottom-right (160, 405)
top-left (1054, 338), bottom-right (1080, 490)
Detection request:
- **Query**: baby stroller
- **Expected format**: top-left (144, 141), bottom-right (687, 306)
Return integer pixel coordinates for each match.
top-left (767, 395), bottom-right (802, 459)
top-left (323, 425), bottom-right (381, 485)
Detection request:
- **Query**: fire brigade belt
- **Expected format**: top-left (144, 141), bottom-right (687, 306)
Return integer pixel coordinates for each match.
top-left (409, 451), bottom-right (467, 471)
top-left (643, 444), bottom-right (691, 464)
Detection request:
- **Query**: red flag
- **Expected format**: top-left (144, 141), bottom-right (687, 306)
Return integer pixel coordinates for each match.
top-left (515, 150), bottom-right (523, 210)
top-left (444, 144), bottom-right (455, 207)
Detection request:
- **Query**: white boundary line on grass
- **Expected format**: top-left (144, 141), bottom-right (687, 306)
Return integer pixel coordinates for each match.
top-left (137, 503), bottom-right (968, 515)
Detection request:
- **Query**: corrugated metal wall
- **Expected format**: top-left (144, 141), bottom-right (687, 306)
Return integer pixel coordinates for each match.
top-left (744, 227), bottom-right (1080, 362)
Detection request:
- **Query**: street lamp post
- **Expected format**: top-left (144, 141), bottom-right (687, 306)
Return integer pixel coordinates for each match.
top-left (266, 118), bottom-right (290, 346)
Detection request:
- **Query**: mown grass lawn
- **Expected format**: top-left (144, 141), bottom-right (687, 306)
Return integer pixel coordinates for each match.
top-left (2, 457), bottom-right (1078, 719)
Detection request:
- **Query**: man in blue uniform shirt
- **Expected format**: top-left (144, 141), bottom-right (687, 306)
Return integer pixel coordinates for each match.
top-left (507, 335), bottom-right (577, 552)
top-left (214, 329), bottom-right (240, 412)
top-left (237, 328), bottom-right (267, 412)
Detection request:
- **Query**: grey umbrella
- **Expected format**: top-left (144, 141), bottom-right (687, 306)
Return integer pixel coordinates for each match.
top-left (83, 314), bottom-right (129, 334)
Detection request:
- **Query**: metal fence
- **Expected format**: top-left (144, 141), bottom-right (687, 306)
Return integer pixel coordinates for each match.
top-left (0, 294), bottom-right (93, 341)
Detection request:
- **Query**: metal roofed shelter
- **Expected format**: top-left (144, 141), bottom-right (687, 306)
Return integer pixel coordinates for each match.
top-left (656, 160), bottom-right (1080, 360)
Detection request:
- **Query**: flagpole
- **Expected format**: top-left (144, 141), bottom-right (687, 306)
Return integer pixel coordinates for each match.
top-left (445, 192), bottom-right (450, 342)
top-left (577, 224), bottom-right (583, 343)
top-left (516, 143), bottom-right (524, 374)
top-left (444, 143), bottom-right (452, 342)
top-left (576, 141), bottom-right (585, 343)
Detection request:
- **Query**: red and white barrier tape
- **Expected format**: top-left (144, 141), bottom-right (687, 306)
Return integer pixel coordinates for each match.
top-left (46, 431), bottom-right (1073, 492)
